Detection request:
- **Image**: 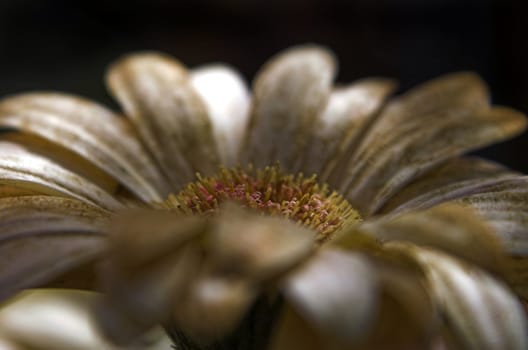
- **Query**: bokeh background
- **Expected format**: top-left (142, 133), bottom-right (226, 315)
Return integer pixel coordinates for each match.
top-left (0, 0), bottom-right (526, 171)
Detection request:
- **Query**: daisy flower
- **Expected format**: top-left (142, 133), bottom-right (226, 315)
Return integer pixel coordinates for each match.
top-left (0, 45), bottom-right (527, 350)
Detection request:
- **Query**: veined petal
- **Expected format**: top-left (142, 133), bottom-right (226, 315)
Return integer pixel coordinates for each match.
top-left (379, 157), bottom-right (518, 215)
top-left (454, 177), bottom-right (528, 255)
top-left (0, 289), bottom-right (172, 350)
top-left (242, 45), bottom-right (336, 173)
top-left (392, 244), bottom-right (528, 350)
top-left (0, 93), bottom-right (171, 203)
top-left (332, 72), bottom-right (527, 216)
top-left (0, 140), bottom-right (123, 210)
top-left (302, 78), bottom-right (396, 179)
top-left (190, 65), bottom-right (250, 167)
top-left (107, 52), bottom-right (220, 189)
top-left (0, 196), bottom-right (109, 301)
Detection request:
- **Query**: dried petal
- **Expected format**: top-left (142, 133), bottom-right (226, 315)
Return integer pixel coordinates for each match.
top-left (380, 157), bottom-right (518, 215)
top-left (242, 45), bottom-right (336, 173)
top-left (0, 140), bottom-right (123, 210)
top-left (303, 78), bottom-right (396, 179)
top-left (0, 93), bottom-right (170, 202)
top-left (107, 52), bottom-right (219, 189)
top-left (332, 72), bottom-right (526, 216)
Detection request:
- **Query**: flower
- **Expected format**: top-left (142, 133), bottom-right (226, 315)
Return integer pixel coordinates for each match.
top-left (0, 45), bottom-right (527, 349)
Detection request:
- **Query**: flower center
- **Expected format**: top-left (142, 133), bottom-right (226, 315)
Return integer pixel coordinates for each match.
top-left (165, 165), bottom-right (361, 243)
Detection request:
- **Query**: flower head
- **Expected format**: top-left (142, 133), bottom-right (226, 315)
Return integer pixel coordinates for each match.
top-left (0, 45), bottom-right (527, 349)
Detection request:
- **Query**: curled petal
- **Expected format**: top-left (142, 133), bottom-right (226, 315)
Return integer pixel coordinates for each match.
top-left (107, 52), bottom-right (219, 189)
top-left (0, 93), bottom-right (170, 202)
top-left (242, 45), bottom-right (336, 173)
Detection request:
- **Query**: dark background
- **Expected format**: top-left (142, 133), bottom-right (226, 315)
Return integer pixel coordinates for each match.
top-left (0, 0), bottom-right (527, 172)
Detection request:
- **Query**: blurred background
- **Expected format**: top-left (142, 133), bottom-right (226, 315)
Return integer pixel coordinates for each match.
top-left (0, 0), bottom-right (526, 171)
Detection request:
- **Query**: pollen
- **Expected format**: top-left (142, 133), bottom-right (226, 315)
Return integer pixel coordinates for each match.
top-left (164, 165), bottom-right (361, 243)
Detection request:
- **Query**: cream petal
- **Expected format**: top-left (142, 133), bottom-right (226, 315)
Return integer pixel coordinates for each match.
top-left (0, 140), bottom-right (123, 210)
top-left (190, 65), bottom-right (251, 167)
top-left (107, 52), bottom-right (220, 189)
top-left (393, 245), bottom-right (528, 350)
top-left (281, 249), bottom-right (378, 345)
top-left (301, 78), bottom-right (396, 179)
top-left (241, 45), bottom-right (336, 172)
top-left (0, 196), bottom-right (109, 301)
top-left (379, 157), bottom-right (518, 215)
top-left (0, 289), bottom-right (172, 350)
top-left (348, 203), bottom-right (505, 273)
top-left (0, 93), bottom-right (170, 203)
top-left (331, 72), bottom-right (526, 216)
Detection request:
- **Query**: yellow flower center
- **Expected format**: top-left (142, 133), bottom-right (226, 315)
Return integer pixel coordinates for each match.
top-left (165, 165), bottom-right (361, 242)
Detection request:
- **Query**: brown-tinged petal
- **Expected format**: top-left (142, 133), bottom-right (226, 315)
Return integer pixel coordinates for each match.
top-left (453, 177), bottom-right (528, 255)
top-left (0, 93), bottom-right (170, 203)
top-left (331, 72), bottom-right (526, 216)
top-left (379, 157), bottom-right (518, 215)
top-left (190, 65), bottom-right (250, 167)
top-left (107, 52), bottom-right (219, 189)
top-left (279, 249), bottom-right (379, 346)
top-left (0, 289), bottom-right (172, 350)
top-left (301, 78), bottom-right (396, 179)
top-left (347, 203), bottom-right (505, 273)
top-left (0, 196), bottom-right (109, 301)
top-left (450, 177), bottom-right (528, 299)
top-left (208, 203), bottom-right (315, 281)
top-left (241, 45), bottom-right (336, 173)
top-left (391, 244), bottom-right (528, 350)
top-left (0, 140), bottom-right (123, 210)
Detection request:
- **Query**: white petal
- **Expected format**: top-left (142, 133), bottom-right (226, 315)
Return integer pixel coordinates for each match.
top-left (191, 65), bottom-right (250, 166)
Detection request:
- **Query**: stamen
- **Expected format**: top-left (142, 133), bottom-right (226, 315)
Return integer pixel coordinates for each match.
top-left (164, 165), bottom-right (361, 242)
